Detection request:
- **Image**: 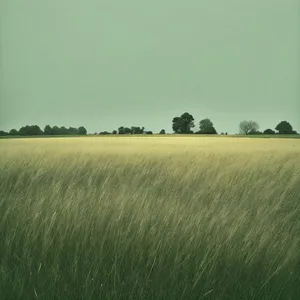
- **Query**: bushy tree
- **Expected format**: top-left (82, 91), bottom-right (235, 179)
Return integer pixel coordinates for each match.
top-left (239, 120), bottom-right (259, 135)
top-left (118, 126), bottom-right (131, 134)
top-left (112, 130), bottom-right (117, 135)
top-left (78, 126), bottom-right (87, 135)
top-left (44, 125), bottom-right (52, 135)
top-left (275, 121), bottom-right (295, 134)
top-left (51, 126), bottom-right (60, 135)
top-left (172, 112), bottom-right (195, 134)
top-left (59, 126), bottom-right (69, 135)
top-left (19, 125), bottom-right (43, 136)
top-left (197, 119), bottom-right (217, 134)
top-left (68, 127), bottom-right (79, 135)
top-left (263, 129), bottom-right (275, 135)
top-left (248, 129), bottom-right (262, 135)
top-left (9, 129), bottom-right (19, 136)
top-left (0, 130), bottom-right (8, 136)
top-left (159, 129), bottom-right (166, 134)
top-left (131, 126), bottom-right (144, 134)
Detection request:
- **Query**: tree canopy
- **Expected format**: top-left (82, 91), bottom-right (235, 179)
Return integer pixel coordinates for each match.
top-left (275, 121), bottom-right (295, 134)
top-left (239, 120), bottom-right (259, 135)
top-left (172, 112), bottom-right (195, 134)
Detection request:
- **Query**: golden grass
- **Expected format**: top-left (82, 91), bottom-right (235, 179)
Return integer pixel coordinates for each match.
top-left (0, 136), bottom-right (300, 299)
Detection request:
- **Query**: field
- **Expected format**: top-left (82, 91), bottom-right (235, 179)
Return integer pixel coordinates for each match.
top-left (1, 136), bottom-right (300, 300)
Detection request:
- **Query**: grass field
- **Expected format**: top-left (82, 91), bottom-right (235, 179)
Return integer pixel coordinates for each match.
top-left (1, 136), bottom-right (300, 299)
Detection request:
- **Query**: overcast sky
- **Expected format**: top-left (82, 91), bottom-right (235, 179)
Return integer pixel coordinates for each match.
top-left (1, 0), bottom-right (299, 134)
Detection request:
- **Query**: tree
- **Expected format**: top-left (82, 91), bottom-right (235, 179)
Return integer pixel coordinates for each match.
top-left (112, 130), bottom-right (117, 135)
top-left (275, 121), bottom-right (294, 134)
top-left (198, 118), bottom-right (217, 134)
top-left (51, 126), bottom-right (60, 135)
top-left (263, 129), bottom-right (275, 135)
top-left (78, 126), bottom-right (87, 135)
top-left (118, 126), bottom-right (125, 134)
top-left (131, 126), bottom-right (144, 134)
top-left (0, 130), bottom-right (8, 136)
top-left (239, 120), bottom-right (259, 135)
top-left (124, 127), bottom-right (132, 134)
top-left (159, 129), bottom-right (166, 134)
top-left (68, 127), bottom-right (79, 135)
top-left (18, 125), bottom-right (43, 136)
top-left (172, 112), bottom-right (195, 134)
top-left (44, 125), bottom-right (52, 135)
top-left (58, 126), bottom-right (69, 135)
top-left (145, 131), bottom-right (153, 134)
top-left (248, 129), bottom-right (262, 135)
top-left (9, 129), bottom-right (18, 135)
top-left (199, 118), bottom-right (213, 131)
top-left (19, 126), bottom-right (30, 135)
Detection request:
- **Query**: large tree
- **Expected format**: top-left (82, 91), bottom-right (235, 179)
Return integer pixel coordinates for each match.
top-left (172, 112), bottom-right (195, 134)
top-left (239, 120), bottom-right (259, 135)
top-left (131, 126), bottom-right (144, 134)
top-left (9, 129), bottom-right (19, 136)
top-left (68, 127), bottom-right (79, 135)
top-left (19, 125), bottom-right (43, 136)
top-left (198, 118), bottom-right (217, 134)
top-left (275, 121), bottom-right (295, 134)
top-left (78, 126), bottom-right (87, 135)
top-left (44, 125), bottom-right (52, 135)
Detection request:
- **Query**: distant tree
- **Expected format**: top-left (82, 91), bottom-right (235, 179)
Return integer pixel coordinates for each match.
top-left (19, 126), bottom-right (29, 136)
top-left (68, 127), bottom-right (79, 135)
top-left (99, 131), bottom-right (111, 135)
top-left (9, 129), bottom-right (19, 136)
top-left (225, 132), bottom-right (228, 135)
top-left (198, 118), bottom-right (217, 134)
top-left (124, 127), bottom-right (132, 134)
top-left (131, 126), bottom-right (145, 134)
top-left (118, 126), bottom-right (125, 134)
top-left (239, 120), bottom-right (259, 135)
top-left (0, 130), bottom-right (8, 136)
top-left (44, 125), bottom-right (52, 135)
top-left (51, 126), bottom-right (60, 135)
top-left (32, 125), bottom-right (43, 135)
top-left (19, 125), bottom-right (42, 136)
top-left (263, 129), bottom-right (275, 135)
top-left (199, 118), bottom-right (213, 131)
top-left (248, 129), bottom-right (262, 135)
top-left (59, 126), bottom-right (69, 135)
top-left (78, 126), bottom-right (87, 135)
top-left (112, 130), bottom-right (117, 135)
top-left (172, 112), bottom-right (195, 134)
top-left (159, 129), bottom-right (166, 134)
top-left (145, 131), bottom-right (153, 134)
top-left (275, 121), bottom-right (295, 134)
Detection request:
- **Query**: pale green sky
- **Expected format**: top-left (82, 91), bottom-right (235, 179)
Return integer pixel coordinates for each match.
top-left (1, 0), bottom-right (299, 133)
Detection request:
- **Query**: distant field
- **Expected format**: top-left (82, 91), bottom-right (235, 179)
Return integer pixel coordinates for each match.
top-left (1, 137), bottom-right (300, 300)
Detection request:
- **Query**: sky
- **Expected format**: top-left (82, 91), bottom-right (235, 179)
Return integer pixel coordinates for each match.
top-left (1, 0), bottom-right (299, 134)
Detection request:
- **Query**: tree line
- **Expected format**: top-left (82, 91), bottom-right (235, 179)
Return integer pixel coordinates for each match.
top-left (0, 113), bottom-right (298, 136)
top-left (0, 125), bottom-right (88, 136)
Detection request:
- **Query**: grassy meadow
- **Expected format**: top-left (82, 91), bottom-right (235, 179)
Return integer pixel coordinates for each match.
top-left (0, 136), bottom-right (300, 300)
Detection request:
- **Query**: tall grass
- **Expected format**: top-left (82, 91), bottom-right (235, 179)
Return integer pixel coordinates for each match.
top-left (0, 137), bottom-right (300, 300)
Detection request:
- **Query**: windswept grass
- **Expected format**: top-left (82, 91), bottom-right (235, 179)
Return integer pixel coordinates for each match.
top-left (0, 137), bottom-right (300, 300)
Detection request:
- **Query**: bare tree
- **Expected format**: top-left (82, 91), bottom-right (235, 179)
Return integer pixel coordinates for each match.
top-left (239, 120), bottom-right (259, 135)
